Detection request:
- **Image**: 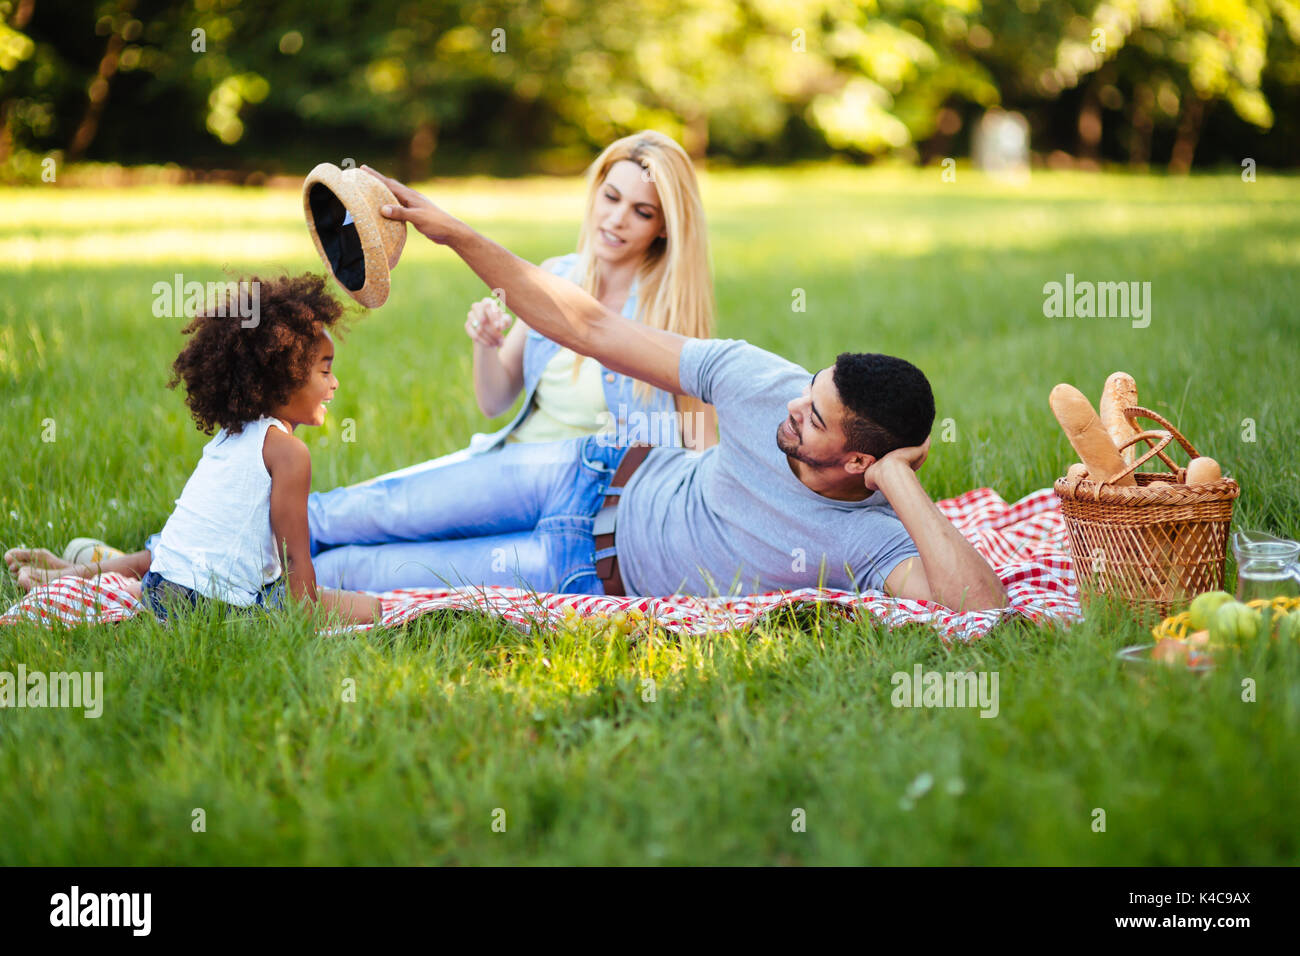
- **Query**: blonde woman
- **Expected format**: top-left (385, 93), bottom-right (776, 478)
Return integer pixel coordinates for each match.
top-left (466, 131), bottom-right (717, 454)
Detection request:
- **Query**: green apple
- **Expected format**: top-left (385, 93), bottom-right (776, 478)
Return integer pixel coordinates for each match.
top-left (1188, 590), bottom-right (1234, 630)
top-left (1210, 601), bottom-right (1263, 644)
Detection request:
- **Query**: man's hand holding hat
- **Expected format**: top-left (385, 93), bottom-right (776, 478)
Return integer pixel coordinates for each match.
top-left (362, 166), bottom-right (461, 245)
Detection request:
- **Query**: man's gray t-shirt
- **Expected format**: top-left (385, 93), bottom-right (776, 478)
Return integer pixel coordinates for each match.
top-left (617, 338), bottom-right (920, 596)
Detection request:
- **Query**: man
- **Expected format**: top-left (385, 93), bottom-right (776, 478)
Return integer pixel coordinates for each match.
top-left (306, 166), bottom-right (1006, 611)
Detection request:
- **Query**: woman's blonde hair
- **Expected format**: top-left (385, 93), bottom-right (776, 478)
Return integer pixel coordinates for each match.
top-left (571, 130), bottom-right (715, 401)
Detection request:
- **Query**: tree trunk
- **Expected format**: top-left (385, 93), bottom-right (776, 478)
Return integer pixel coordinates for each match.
top-left (1128, 83), bottom-right (1154, 168)
top-left (0, 100), bottom-right (12, 164)
top-left (1168, 93), bottom-right (1206, 175)
top-left (1077, 76), bottom-right (1104, 162)
top-left (0, 0), bottom-right (37, 163)
top-left (405, 120), bottom-right (437, 181)
top-left (683, 112), bottom-right (708, 160)
top-left (10, 0), bottom-right (34, 27)
top-left (66, 0), bottom-right (136, 162)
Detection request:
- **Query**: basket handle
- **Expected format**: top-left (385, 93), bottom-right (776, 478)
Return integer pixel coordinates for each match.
top-left (1094, 406), bottom-right (1202, 489)
top-left (1122, 406), bottom-right (1202, 459)
top-left (1103, 429), bottom-right (1175, 486)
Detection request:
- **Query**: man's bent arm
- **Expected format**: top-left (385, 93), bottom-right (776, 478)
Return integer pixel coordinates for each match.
top-left (444, 224), bottom-right (685, 393)
top-left (876, 459), bottom-right (1008, 611)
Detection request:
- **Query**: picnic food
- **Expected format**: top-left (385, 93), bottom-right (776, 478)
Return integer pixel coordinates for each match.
top-left (1210, 600), bottom-right (1262, 643)
top-left (1185, 456), bottom-right (1222, 485)
top-left (1100, 372), bottom-right (1140, 466)
top-left (1066, 462), bottom-right (1088, 480)
top-left (1054, 382), bottom-right (1239, 619)
top-left (1188, 590), bottom-right (1234, 629)
top-left (1049, 383), bottom-right (1136, 486)
top-left (1151, 637), bottom-right (1213, 668)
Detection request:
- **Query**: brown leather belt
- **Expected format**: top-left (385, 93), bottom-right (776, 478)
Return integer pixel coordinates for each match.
top-left (594, 444), bottom-right (651, 596)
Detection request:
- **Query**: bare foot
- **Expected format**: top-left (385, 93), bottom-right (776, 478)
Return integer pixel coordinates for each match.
top-left (5, 547), bottom-right (72, 576)
top-left (16, 565), bottom-right (82, 592)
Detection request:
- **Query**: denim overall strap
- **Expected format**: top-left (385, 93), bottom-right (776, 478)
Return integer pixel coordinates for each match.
top-left (470, 255), bottom-right (683, 455)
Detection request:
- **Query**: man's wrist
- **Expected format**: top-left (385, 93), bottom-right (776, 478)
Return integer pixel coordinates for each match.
top-left (872, 456), bottom-right (916, 492)
top-left (873, 455), bottom-right (915, 486)
top-left (443, 218), bottom-right (474, 250)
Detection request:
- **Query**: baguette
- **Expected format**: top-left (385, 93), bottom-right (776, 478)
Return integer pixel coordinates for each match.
top-left (1099, 372), bottom-right (1140, 466)
top-left (1049, 384), bottom-right (1136, 486)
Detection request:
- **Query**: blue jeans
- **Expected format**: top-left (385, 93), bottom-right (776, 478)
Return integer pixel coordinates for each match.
top-left (306, 436), bottom-right (630, 593)
top-left (140, 569), bottom-right (286, 623)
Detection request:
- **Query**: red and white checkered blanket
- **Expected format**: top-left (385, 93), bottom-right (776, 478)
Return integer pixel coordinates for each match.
top-left (1, 487), bottom-right (1080, 642)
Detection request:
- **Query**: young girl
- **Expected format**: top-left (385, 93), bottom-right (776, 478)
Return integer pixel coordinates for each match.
top-left (5, 273), bottom-right (379, 626)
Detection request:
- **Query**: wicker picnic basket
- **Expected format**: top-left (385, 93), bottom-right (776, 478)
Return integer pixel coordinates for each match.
top-left (1054, 406), bottom-right (1239, 619)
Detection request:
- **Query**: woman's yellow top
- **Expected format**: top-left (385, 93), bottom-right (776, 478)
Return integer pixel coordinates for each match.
top-left (506, 348), bottom-right (610, 444)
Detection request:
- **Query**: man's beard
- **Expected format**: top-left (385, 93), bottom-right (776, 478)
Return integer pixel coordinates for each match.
top-left (775, 417), bottom-right (840, 470)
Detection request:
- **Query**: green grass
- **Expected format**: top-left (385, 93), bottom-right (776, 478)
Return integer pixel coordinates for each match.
top-left (2, 166), bottom-right (1299, 864)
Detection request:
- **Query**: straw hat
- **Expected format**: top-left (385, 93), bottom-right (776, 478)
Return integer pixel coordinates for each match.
top-left (303, 163), bottom-right (407, 308)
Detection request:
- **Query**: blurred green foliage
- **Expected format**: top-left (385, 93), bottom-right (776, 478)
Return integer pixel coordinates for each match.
top-left (2, 0), bottom-right (1299, 179)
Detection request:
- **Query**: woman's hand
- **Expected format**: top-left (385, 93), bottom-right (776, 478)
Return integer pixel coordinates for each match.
top-left (465, 296), bottom-right (513, 349)
top-left (361, 165), bottom-right (459, 244)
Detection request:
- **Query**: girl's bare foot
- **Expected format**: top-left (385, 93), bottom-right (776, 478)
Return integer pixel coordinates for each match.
top-left (6, 547), bottom-right (75, 575)
top-left (15, 564), bottom-right (79, 592)
top-left (5, 547), bottom-right (75, 575)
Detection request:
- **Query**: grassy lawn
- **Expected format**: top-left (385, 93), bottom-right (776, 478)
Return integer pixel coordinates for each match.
top-left (1, 166), bottom-right (1298, 864)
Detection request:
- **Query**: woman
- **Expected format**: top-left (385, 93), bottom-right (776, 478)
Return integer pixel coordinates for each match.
top-left (6, 131), bottom-right (719, 594)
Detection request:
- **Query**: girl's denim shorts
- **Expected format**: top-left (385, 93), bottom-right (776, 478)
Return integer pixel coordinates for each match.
top-left (140, 569), bottom-right (286, 623)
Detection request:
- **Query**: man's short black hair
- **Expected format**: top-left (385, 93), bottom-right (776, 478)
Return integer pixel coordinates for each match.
top-left (831, 352), bottom-right (935, 458)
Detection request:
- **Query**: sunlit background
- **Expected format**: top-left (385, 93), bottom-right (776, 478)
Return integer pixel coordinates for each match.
top-left (3, 0), bottom-right (1299, 182)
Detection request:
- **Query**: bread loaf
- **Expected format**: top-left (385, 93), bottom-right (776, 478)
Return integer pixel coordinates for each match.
top-left (1100, 372), bottom-right (1140, 465)
top-left (1186, 456), bottom-right (1222, 485)
top-left (1164, 459), bottom-right (1222, 599)
top-left (1049, 384), bottom-right (1136, 486)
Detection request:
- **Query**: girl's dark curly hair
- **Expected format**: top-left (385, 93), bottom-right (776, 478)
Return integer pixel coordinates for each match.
top-left (169, 272), bottom-right (346, 435)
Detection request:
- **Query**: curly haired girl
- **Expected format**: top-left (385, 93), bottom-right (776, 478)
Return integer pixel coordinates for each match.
top-left (5, 273), bottom-right (379, 626)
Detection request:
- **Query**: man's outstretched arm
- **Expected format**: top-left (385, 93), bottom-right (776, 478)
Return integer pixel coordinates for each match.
top-left (364, 166), bottom-right (687, 395)
top-left (868, 442), bottom-right (1008, 612)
